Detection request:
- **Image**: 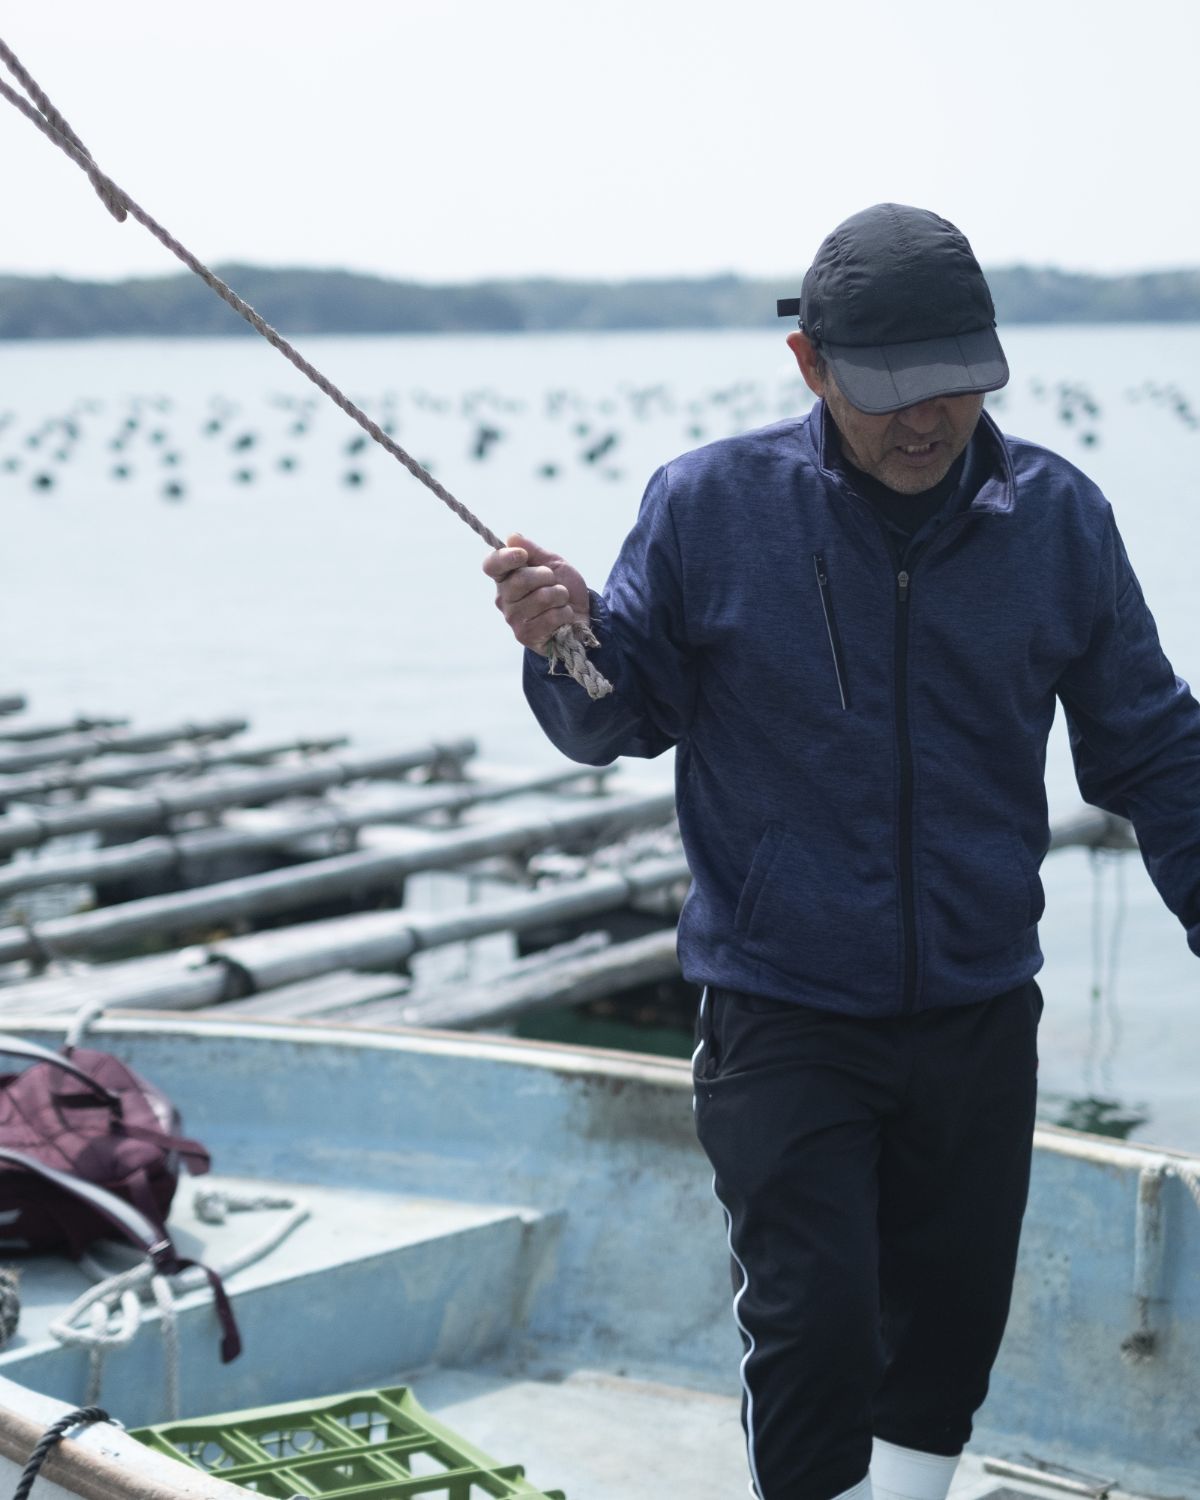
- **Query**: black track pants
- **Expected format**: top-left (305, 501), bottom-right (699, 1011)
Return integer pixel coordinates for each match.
top-left (692, 981), bottom-right (1042, 1500)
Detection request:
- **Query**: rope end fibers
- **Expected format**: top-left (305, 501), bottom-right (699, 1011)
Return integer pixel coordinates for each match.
top-left (0, 36), bottom-right (615, 702)
top-left (547, 621), bottom-right (613, 700)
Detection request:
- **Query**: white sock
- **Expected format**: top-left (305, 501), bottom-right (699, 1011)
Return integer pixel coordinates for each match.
top-left (829, 1477), bottom-right (873, 1500)
top-left (870, 1438), bottom-right (960, 1500)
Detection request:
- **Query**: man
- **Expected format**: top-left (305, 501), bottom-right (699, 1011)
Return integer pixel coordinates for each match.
top-left (483, 204), bottom-right (1200, 1500)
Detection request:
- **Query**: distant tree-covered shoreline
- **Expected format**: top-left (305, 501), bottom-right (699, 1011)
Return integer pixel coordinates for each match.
top-left (1, 263), bottom-right (1198, 340)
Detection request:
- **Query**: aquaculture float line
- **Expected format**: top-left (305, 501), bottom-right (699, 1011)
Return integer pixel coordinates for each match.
top-left (0, 740), bottom-right (479, 855)
top-left (0, 761), bottom-right (612, 901)
top-left (0, 788), bottom-right (677, 966)
top-left (0, 37), bottom-right (612, 701)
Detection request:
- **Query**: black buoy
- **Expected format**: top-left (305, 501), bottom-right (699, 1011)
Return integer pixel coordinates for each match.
top-left (162, 480), bottom-right (186, 500)
top-left (32, 471), bottom-right (54, 489)
top-left (471, 425), bottom-right (503, 460)
top-left (582, 433), bottom-right (619, 465)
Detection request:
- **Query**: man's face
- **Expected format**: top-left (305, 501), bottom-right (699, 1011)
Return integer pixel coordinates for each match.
top-left (787, 331), bottom-right (984, 495)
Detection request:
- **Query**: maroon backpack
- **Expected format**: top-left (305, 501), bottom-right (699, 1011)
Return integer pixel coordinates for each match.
top-left (0, 1035), bottom-right (240, 1361)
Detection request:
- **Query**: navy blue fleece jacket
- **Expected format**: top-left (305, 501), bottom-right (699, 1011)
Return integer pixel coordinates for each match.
top-left (523, 402), bottom-right (1200, 1015)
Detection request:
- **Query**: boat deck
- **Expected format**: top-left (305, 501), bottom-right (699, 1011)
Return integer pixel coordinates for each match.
top-left (2, 1022), bottom-right (1196, 1500)
top-left (8, 1176), bottom-right (532, 1352)
top-left (3, 1175), bottom-right (1151, 1500)
top-left (2, 1173), bottom-right (557, 1420)
top-left (397, 1361), bottom-right (1137, 1500)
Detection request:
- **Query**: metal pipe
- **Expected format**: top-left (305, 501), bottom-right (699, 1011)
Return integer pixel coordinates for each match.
top-left (0, 740), bottom-right (477, 854)
top-left (0, 718), bottom-right (248, 774)
top-left (0, 851), bottom-right (689, 1014)
top-left (0, 736), bottom-right (348, 802)
top-left (0, 765), bottom-right (610, 900)
top-left (0, 790), bottom-right (676, 965)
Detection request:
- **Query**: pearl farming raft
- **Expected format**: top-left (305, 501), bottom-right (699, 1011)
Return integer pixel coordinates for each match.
top-left (0, 693), bottom-right (690, 1035)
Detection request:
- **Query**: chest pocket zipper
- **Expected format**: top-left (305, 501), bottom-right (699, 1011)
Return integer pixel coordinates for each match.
top-left (812, 552), bottom-right (850, 710)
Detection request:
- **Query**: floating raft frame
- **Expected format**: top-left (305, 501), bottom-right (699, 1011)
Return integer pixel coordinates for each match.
top-left (0, 696), bottom-right (688, 1033)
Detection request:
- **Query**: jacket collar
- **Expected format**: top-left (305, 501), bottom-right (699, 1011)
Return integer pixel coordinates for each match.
top-left (807, 398), bottom-right (1016, 516)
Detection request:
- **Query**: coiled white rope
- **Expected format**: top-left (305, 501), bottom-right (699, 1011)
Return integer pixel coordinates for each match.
top-left (51, 1191), bottom-right (309, 1419)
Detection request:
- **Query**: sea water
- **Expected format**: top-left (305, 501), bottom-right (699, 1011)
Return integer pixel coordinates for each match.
top-left (1, 323), bottom-right (1197, 1146)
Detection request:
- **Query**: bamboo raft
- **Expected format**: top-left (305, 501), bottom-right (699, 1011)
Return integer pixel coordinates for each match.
top-left (0, 692), bottom-right (1135, 1038)
top-left (0, 696), bottom-right (688, 1034)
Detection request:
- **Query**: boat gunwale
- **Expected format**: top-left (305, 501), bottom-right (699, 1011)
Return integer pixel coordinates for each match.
top-left (2, 1009), bottom-right (1197, 1176)
top-left (0, 1382), bottom-right (256, 1500)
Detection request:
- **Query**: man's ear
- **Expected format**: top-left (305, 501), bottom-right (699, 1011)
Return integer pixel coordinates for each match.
top-left (787, 329), bottom-right (827, 398)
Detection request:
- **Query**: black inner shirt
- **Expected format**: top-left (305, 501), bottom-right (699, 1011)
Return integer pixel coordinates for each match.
top-left (825, 415), bottom-right (972, 548)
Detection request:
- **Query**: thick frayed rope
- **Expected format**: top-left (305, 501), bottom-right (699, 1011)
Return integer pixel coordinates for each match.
top-left (0, 38), bottom-right (612, 701)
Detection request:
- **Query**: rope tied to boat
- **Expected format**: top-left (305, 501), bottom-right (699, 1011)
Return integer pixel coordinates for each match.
top-left (50, 1192), bottom-right (309, 1420)
top-left (0, 37), bottom-right (612, 702)
top-left (11, 1407), bottom-right (111, 1500)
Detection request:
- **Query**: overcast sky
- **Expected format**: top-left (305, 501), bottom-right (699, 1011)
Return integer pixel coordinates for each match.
top-left (1, 0), bottom-right (1197, 285)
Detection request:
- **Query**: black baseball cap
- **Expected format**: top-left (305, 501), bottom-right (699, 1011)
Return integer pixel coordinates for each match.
top-left (777, 203), bottom-right (1009, 414)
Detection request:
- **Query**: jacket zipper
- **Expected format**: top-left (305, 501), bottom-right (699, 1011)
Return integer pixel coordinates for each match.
top-left (847, 483), bottom-right (971, 1013)
top-left (812, 553), bottom-right (850, 710)
top-left (894, 564), bottom-right (917, 1010)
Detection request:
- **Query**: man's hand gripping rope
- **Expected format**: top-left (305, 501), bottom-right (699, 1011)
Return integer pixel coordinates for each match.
top-left (485, 535), bottom-right (611, 699)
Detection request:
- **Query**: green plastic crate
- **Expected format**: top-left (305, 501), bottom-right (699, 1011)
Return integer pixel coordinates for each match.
top-left (131, 1384), bottom-right (565, 1500)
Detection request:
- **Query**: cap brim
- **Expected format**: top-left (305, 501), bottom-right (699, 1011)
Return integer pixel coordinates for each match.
top-left (823, 327), bottom-right (1009, 414)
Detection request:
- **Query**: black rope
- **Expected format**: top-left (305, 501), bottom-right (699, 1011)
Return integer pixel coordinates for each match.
top-left (12, 1407), bottom-right (109, 1500)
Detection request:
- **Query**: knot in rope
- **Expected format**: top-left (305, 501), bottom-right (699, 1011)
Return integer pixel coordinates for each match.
top-left (47, 1192), bottom-right (308, 1419)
